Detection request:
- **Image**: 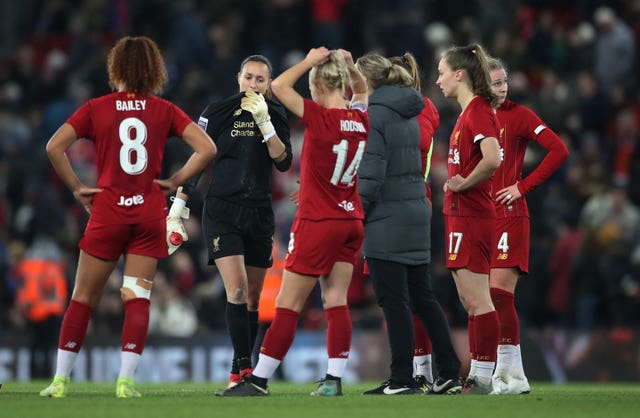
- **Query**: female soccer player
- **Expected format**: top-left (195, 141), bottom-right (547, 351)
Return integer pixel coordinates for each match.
top-left (40, 36), bottom-right (216, 398)
top-left (487, 57), bottom-right (569, 394)
top-left (176, 54), bottom-right (292, 391)
top-left (220, 47), bottom-right (368, 397)
top-left (436, 44), bottom-right (502, 395)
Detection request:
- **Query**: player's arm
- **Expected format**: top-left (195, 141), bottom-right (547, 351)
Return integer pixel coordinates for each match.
top-left (447, 136), bottom-right (501, 192)
top-left (338, 48), bottom-right (368, 107)
top-left (271, 47), bottom-right (331, 118)
top-left (46, 123), bottom-right (102, 213)
top-left (159, 122), bottom-right (216, 255)
top-left (518, 127), bottom-right (569, 195)
top-left (241, 91), bottom-right (289, 164)
top-left (168, 123), bottom-right (216, 188)
top-left (269, 107), bottom-right (293, 171)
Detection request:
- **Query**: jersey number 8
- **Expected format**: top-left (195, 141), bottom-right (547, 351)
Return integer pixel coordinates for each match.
top-left (119, 117), bottom-right (148, 175)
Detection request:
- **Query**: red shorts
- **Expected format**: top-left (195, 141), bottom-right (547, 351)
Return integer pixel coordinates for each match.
top-left (285, 217), bottom-right (363, 276)
top-left (444, 215), bottom-right (495, 274)
top-left (79, 217), bottom-right (167, 260)
top-left (491, 216), bottom-right (530, 273)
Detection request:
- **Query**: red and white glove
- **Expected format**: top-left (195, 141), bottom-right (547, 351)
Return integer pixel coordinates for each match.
top-left (167, 187), bottom-right (190, 255)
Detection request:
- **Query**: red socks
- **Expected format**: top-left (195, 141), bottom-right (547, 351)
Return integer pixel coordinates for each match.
top-left (326, 305), bottom-right (352, 359)
top-left (474, 311), bottom-right (499, 362)
top-left (490, 287), bottom-right (519, 345)
top-left (412, 313), bottom-right (432, 355)
top-left (121, 298), bottom-right (150, 355)
top-left (58, 300), bottom-right (94, 352)
top-left (261, 307), bottom-right (300, 360)
top-left (467, 315), bottom-right (476, 361)
top-left (57, 298), bottom-right (151, 356)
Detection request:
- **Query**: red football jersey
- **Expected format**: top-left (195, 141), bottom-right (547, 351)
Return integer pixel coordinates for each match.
top-left (493, 100), bottom-right (569, 218)
top-left (298, 99), bottom-right (369, 220)
top-left (67, 92), bottom-right (192, 224)
top-left (419, 97), bottom-right (439, 180)
top-left (444, 96), bottom-right (500, 218)
top-left (418, 97), bottom-right (439, 200)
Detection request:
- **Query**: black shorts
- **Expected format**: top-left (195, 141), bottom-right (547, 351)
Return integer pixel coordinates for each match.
top-left (202, 197), bottom-right (274, 268)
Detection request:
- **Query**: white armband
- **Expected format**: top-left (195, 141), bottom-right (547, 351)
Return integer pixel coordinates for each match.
top-left (262, 130), bottom-right (277, 143)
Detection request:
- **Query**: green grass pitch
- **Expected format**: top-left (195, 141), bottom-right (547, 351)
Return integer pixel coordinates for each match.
top-left (2, 381), bottom-right (639, 418)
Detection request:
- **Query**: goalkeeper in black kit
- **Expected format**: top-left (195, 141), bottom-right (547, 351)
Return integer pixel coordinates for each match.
top-left (166, 55), bottom-right (292, 391)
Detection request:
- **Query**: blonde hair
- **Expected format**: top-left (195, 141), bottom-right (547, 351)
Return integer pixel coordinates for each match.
top-left (356, 52), bottom-right (413, 91)
top-left (486, 56), bottom-right (505, 72)
top-left (309, 50), bottom-right (350, 93)
top-left (442, 44), bottom-right (499, 108)
top-left (389, 52), bottom-right (421, 92)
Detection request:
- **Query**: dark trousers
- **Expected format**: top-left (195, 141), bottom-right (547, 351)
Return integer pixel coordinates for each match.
top-left (29, 316), bottom-right (61, 378)
top-left (368, 258), bottom-right (460, 384)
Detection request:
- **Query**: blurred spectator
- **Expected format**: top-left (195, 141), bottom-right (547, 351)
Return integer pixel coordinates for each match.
top-left (149, 272), bottom-right (198, 337)
top-left (607, 110), bottom-right (639, 189)
top-left (573, 184), bottom-right (640, 330)
top-left (571, 70), bottom-right (609, 139)
top-left (593, 6), bottom-right (636, 96)
top-left (311, 0), bottom-right (348, 49)
top-left (10, 238), bottom-right (67, 378)
top-left (547, 212), bottom-right (582, 327)
top-left (167, 251), bottom-right (197, 296)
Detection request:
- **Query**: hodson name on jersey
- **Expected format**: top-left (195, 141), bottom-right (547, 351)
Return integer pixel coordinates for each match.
top-left (116, 100), bottom-right (147, 111)
top-left (340, 120), bottom-right (366, 133)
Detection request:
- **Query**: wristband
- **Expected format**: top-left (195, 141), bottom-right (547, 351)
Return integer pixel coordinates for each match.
top-left (169, 197), bottom-right (187, 217)
top-left (262, 130), bottom-right (276, 142)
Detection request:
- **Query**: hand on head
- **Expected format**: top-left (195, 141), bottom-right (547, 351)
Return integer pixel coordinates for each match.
top-left (338, 49), bottom-right (354, 65)
top-left (306, 47), bottom-right (331, 66)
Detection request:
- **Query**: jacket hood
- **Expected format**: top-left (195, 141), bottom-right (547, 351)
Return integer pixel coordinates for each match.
top-left (368, 85), bottom-right (424, 118)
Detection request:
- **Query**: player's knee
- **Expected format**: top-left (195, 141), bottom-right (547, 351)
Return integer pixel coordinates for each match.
top-left (321, 288), bottom-right (346, 308)
top-left (121, 275), bottom-right (153, 302)
top-left (458, 294), bottom-right (473, 312)
top-left (228, 286), bottom-right (247, 304)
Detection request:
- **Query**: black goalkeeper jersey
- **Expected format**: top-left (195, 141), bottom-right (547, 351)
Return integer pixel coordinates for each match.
top-left (197, 92), bottom-right (292, 207)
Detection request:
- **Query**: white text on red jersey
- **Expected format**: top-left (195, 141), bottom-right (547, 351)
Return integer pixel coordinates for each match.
top-left (340, 120), bottom-right (366, 133)
top-left (116, 100), bottom-right (147, 111)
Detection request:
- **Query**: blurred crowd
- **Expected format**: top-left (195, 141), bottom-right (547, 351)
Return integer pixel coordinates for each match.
top-left (2, 0), bottom-right (640, 345)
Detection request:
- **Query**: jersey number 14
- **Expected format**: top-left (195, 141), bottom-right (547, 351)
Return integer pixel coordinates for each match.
top-left (330, 140), bottom-right (365, 187)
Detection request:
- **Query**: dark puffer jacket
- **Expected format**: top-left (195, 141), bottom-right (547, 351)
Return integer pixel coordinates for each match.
top-left (358, 85), bottom-right (430, 265)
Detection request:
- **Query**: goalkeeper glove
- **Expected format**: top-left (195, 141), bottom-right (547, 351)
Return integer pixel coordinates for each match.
top-left (166, 187), bottom-right (190, 256)
top-left (241, 89), bottom-right (276, 141)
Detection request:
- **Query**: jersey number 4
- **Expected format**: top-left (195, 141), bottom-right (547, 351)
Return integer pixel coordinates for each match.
top-left (497, 232), bottom-right (509, 253)
top-left (330, 140), bottom-right (366, 186)
top-left (119, 117), bottom-right (148, 175)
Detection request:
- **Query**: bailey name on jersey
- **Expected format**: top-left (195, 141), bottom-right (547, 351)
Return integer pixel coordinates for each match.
top-left (116, 99), bottom-right (147, 111)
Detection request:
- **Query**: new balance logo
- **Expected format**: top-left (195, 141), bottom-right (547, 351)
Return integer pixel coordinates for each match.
top-left (64, 341), bottom-right (77, 349)
top-left (124, 343), bottom-right (137, 350)
top-left (339, 351), bottom-right (350, 357)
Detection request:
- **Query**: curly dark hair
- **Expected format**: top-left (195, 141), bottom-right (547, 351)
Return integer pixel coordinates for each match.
top-left (107, 36), bottom-right (168, 95)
